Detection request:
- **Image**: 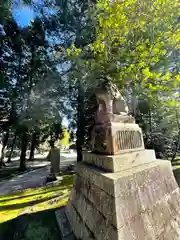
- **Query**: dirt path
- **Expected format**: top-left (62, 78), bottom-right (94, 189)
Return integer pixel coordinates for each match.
top-left (0, 165), bottom-right (50, 196)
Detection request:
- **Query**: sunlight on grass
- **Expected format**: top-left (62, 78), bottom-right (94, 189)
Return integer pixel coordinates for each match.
top-left (0, 175), bottom-right (73, 223)
top-left (172, 160), bottom-right (180, 165)
top-left (173, 165), bottom-right (180, 170)
top-left (0, 209), bottom-right (22, 223)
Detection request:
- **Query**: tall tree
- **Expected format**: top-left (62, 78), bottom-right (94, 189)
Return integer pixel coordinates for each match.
top-left (89, 0), bottom-right (180, 100)
top-left (37, 0), bottom-right (97, 161)
top-left (0, 17), bottom-right (24, 166)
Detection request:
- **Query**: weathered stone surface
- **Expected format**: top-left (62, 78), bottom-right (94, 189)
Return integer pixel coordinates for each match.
top-left (66, 202), bottom-right (94, 240)
top-left (75, 160), bottom-right (177, 197)
top-left (68, 181), bottom-right (180, 239)
top-left (69, 189), bottom-right (118, 240)
top-left (83, 150), bottom-right (156, 172)
top-left (67, 158), bottom-right (180, 239)
top-left (92, 122), bottom-right (144, 155)
top-left (47, 146), bottom-right (60, 175)
top-left (73, 160), bottom-right (178, 229)
top-left (73, 174), bottom-right (116, 225)
top-left (94, 77), bottom-right (130, 125)
top-left (68, 187), bottom-right (180, 240)
top-left (55, 207), bottom-right (75, 239)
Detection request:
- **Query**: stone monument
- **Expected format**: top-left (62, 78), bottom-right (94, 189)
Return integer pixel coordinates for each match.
top-left (46, 140), bottom-right (60, 182)
top-left (66, 78), bottom-right (180, 239)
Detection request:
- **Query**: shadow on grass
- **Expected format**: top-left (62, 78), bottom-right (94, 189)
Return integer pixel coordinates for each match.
top-left (0, 207), bottom-right (62, 240)
top-left (0, 185), bottom-right (71, 203)
top-left (0, 165), bottom-right (46, 182)
top-left (28, 155), bottom-right (72, 162)
top-left (0, 155), bottom-right (75, 182)
top-left (28, 157), bottom-right (48, 162)
top-left (172, 162), bottom-right (180, 166)
top-left (0, 193), bottom-right (67, 211)
top-left (0, 173), bottom-right (73, 195)
top-left (0, 175), bottom-right (73, 210)
top-left (173, 168), bottom-right (180, 187)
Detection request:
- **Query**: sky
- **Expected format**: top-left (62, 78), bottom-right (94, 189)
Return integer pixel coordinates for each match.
top-left (12, 2), bottom-right (57, 28)
top-left (12, 5), bottom-right (35, 28)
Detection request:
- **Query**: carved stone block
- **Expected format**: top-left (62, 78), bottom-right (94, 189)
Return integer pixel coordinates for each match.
top-left (91, 122), bottom-right (144, 155)
top-left (83, 150), bottom-right (156, 172)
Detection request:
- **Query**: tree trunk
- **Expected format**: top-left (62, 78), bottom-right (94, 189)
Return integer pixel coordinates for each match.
top-left (171, 131), bottom-right (180, 162)
top-left (28, 131), bottom-right (38, 161)
top-left (76, 79), bottom-right (85, 162)
top-left (19, 128), bottom-right (28, 171)
top-left (19, 47), bottom-right (35, 166)
top-left (59, 149), bottom-right (61, 173)
top-left (172, 109), bottom-right (180, 162)
top-left (148, 108), bottom-right (154, 149)
top-left (0, 130), bottom-right (9, 167)
top-left (7, 131), bottom-right (17, 163)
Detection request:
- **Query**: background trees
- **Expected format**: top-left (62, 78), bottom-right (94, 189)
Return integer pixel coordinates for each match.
top-left (0, 3), bottom-right (68, 169)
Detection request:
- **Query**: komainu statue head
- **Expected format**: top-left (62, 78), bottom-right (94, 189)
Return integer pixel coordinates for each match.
top-left (94, 77), bottom-right (133, 123)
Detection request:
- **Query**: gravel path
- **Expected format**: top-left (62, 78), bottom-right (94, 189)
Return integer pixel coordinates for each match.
top-left (0, 165), bottom-right (50, 196)
top-left (0, 151), bottom-right (76, 196)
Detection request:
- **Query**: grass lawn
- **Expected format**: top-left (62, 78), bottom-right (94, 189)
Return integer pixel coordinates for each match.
top-left (171, 158), bottom-right (180, 170)
top-left (0, 209), bottom-right (61, 240)
top-left (0, 174), bottom-right (74, 240)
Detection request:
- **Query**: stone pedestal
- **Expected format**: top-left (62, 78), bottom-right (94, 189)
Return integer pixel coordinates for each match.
top-left (46, 147), bottom-right (60, 182)
top-left (91, 122), bottom-right (144, 155)
top-left (47, 147), bottom-right (60, 175)
top-left (82, 150), bottom-right (156, 172)
top-left (66, 123), bottom-right (180, 239)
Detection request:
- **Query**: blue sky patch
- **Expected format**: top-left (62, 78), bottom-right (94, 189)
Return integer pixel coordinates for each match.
top-left (12, 5), bottom-right (35, 28)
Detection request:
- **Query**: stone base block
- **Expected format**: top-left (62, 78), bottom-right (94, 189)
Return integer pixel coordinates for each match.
top-left (83, 150), bottom-right (156, 172)
top-left (91, 122), bottom-right (144, 155)
top-left (66, 160), bottom-right (180, 239)
top-left (66, 202), bottom-right (94, 240)
top-left (55, 207), bottom-right (75, 240)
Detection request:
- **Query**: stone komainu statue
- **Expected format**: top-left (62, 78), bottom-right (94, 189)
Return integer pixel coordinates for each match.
top-left (91, 77), bottom-right (135, 152)
top-left (95, 77), bottom-right (131, 123)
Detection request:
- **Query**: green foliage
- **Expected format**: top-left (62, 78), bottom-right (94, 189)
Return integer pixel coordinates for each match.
top-left (63, 0), bottom-right (180, 153)
top-left (136, 98), bottom-right (180, 158)
top-left (0, 6), bottom-right (68, 166)
top-left (58, 128), bottom-right (70, 147)
top-left (87, 0), bottom-right (180, 103)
